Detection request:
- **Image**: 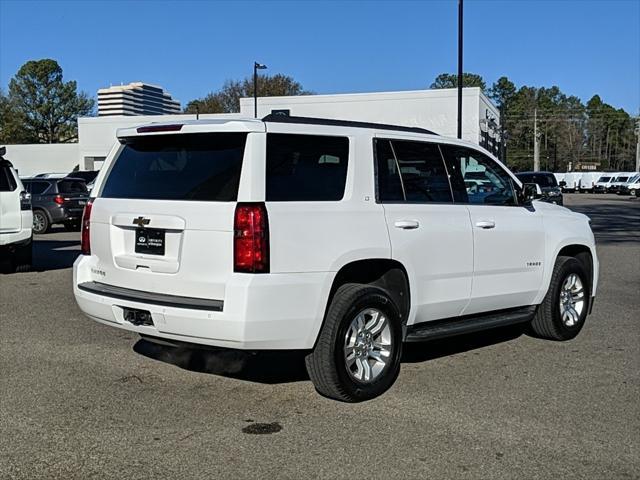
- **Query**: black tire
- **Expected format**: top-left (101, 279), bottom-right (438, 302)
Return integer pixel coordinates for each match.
top-left (12, 238), bottom-right (32, 273)
top-left (529, 256), bottom-right (590, 341)
top-left (305, 283), bottom-right (403, 402)
top-left (32, 210), bottom-right (50, 235)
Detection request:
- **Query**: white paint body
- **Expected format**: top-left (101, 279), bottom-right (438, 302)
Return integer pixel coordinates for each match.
top-left (609, 172), bottom-right (639, 192)
top-left (0, 162), bottom-right (32, 246)
top-left (578, 172), bottom-right (604, 192)
top-left (73, 118), bottom-right (598, 350)
top-left (562, 172), bottom-right (584, 191)
top-left (239, 88), bottom-right (499, 145)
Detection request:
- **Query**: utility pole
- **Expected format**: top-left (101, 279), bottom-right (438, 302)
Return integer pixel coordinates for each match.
top-left (635, 116), bottom-right (639, 172)
top-left (457, 0), bottom-right (463, 139)
top-left (533, 108), bottom-right (540, 171)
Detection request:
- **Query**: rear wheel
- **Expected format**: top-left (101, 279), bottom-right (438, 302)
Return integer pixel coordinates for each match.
top-left (529, 256), bottom-right (590, 341)
top-left (305, 283), bottom-right (403, 402)
top-left (32, 210), bottom-right (50, 235)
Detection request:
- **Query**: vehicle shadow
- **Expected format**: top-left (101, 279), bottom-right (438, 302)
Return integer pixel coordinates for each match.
top-left (133, 339), bottom-right (310, 384)
top-left (133, 324), bottom-right (526, 385)
top-left (33, 238), bottom-right (80, 272)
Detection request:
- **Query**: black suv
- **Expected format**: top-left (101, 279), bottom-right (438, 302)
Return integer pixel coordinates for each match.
top-left (515, 171), bottom-right (564, 205)
top-left (22, 177), bottom-right (89, 234)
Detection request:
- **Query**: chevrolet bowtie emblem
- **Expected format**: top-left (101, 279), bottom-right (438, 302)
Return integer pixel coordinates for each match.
top-left (133, 216), bottom-right (151, 227)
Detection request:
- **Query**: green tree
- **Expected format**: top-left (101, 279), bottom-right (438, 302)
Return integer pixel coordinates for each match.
top-left (430, 72), bottom-right (486, 90)
top-left (487, 76), bottom-right (516, 108)
top-left (185, 73), bottom-right (312, 114)
top-left (1, 59), bottom-right (94, 144)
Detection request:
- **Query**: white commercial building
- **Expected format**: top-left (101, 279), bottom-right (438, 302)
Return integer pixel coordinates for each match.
top-left (3, 88), bottom-right (500, 176)
top-left (240, 87), bottom-right (501, 154)
top-left (97, 82), bottom-right (181, 117)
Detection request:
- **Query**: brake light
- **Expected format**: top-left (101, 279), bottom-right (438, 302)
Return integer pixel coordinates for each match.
top-left (234, 203), bottom-right (269, 273)
top-left (54, 195), bottom-right (65, 205)
top-left (136, 124), bottom-right (183, 133)
top-left (80, 199), bottom-right (94, 255)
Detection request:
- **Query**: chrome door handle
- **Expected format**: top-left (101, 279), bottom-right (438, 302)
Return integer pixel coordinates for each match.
top-left (394, 220), bottom-right (420, 230)
top-left (475, 220), bottom-right (496, 229)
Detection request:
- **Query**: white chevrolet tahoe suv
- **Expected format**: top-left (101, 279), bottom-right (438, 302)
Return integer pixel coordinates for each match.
top-left (73, 115), bottom-right (599, 402)
top-left (0, 146), bottom-right (32, 272)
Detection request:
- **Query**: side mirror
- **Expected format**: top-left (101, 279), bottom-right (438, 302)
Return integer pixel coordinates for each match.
top-left (522, 183), bottom-right (543, 203)
top-left (559, 180), bottom-right (566, 187)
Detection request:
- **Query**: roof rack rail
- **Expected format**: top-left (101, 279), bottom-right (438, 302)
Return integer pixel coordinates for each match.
top-left (262, 113), bottom-right (438, 136)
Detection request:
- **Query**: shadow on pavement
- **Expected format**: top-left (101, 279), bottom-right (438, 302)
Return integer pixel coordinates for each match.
top-left (566, 199), bottom-right (640, 244)
top-left (134, 339), bottom-right (310, 384)
top-left (33, 238), bottom-right (80, 272)
top-left (134, 324), bottom-right (526, 385)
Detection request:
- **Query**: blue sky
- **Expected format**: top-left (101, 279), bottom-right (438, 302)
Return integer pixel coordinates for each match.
top-left (1, 0), bottom-right (638, 113)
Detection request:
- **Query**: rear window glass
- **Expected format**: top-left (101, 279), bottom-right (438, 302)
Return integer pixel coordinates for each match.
top-left (58, 179), bottom-right (88, 194)
top-left (101, 133), bottom-right (247, 201)
top-left (266, 133), bottom-right (349, 201)
top-left (0, 165), bottom-right (17, 192)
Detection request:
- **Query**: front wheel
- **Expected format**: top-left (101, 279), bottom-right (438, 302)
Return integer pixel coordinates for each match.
top-left (529, 256), bottom-right (590, 341)
top-left (305, 283), bottom-right (403, 402)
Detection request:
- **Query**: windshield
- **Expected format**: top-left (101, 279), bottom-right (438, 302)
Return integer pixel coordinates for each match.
top-left (101, 133), bottom-right (247, 201)
top-left (516, 173), bottom-right (557, 188)
top-left (614, 176), bottom-right (629, 182)
top-left (597, 176), bottom-right (611, 182)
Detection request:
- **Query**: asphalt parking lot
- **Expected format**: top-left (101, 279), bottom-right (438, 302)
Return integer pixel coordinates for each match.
top-left (1, 194), bottom-right (639, 479)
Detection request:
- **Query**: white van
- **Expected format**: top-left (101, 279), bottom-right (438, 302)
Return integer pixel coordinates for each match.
top-left (562, 172), bottom-right (583, 192)
top-left (553, 173), bottom-right (566, 186)
top-left (593, 174), bottom-right (616, 193)
top-left (618, 174), bottom-right (640, 196)
top-left (578, 172), bottom-right (603, 193)
top-left (73, 116), bottom-right (599, 401)
top-left (609, 173), bottom-right (637, 193)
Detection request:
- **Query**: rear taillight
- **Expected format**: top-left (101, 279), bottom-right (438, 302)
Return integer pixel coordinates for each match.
top-left (19, 191), bottom-right (31, 211)
top-left (54, 195), bottom-right (65, 205)
top-left (234, 203), bottom-right (269, 273)
top-left (80, 199), bottom-right (94, 255)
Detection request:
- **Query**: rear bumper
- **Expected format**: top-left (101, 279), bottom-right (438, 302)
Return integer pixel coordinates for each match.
top-left (73, 256), bottom-right (333, 350)
top-left (0, 228), bottom-right (32, 247)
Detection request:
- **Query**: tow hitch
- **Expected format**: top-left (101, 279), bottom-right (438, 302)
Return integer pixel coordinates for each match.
top-left (122, 307), bottom-right (154, 326)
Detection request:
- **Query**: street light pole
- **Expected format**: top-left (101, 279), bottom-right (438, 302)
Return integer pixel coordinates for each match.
top-left (457, 0), bottom-right (463, 139)
top-left (253, 62), bottom-right (267, 118)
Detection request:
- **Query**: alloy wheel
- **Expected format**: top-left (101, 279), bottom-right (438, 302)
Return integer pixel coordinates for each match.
top-left (559, 273), bottom-right (585, 327)
top-left (343, 308), bottom-right (392, 383)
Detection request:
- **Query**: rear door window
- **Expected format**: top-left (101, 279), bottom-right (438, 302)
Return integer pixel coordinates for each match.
top-left (374, 139), bottom-right (453, 203)
top-left (266, 133), bottom-right (349, 201)
top-left (0, 164), bottom-right (17, 192)
top-left (101, 133), bottom-right (247, 201)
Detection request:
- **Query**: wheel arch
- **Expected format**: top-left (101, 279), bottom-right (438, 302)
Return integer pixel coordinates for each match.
top-left (537, 242), bottom-right (597, 304)
top-left (32, 207), bottom-right (52, 222)
top-left (325, 259), bottom-right (411, 325)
